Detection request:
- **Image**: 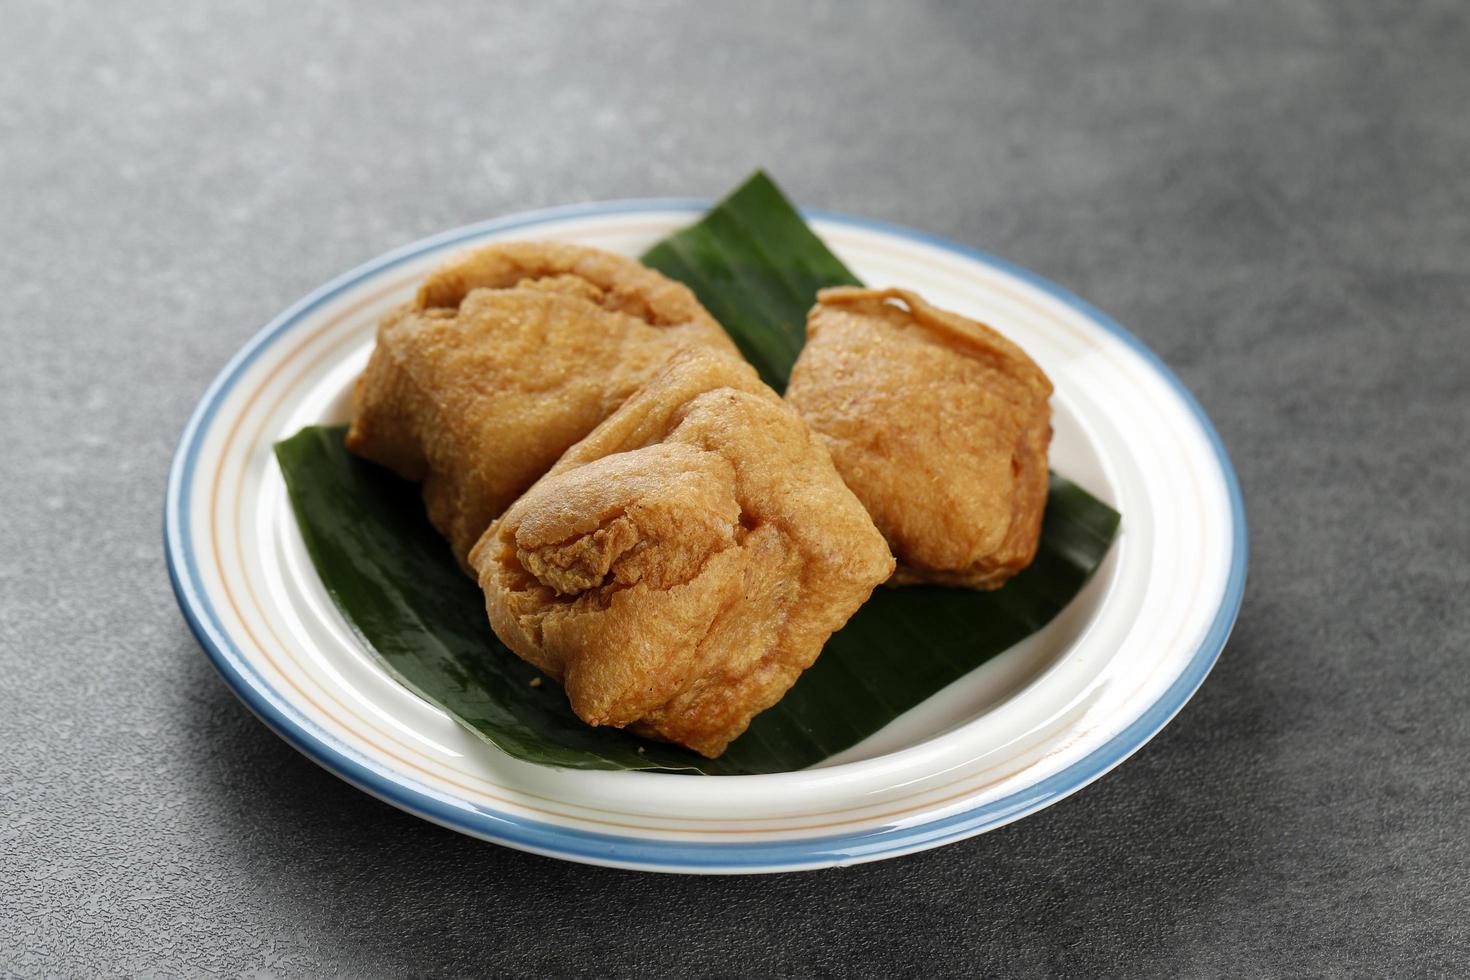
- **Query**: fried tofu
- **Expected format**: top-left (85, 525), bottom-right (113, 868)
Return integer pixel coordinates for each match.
top-left (346, 242), bottom-right (739, 564)
top-left (785, 287), bottom-right (1053, 590)
top-left (469, 349), bottom-right (895, 757)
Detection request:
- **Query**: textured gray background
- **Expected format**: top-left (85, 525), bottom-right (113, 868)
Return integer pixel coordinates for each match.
top-left (2, 0), bottom-right (1466, 975)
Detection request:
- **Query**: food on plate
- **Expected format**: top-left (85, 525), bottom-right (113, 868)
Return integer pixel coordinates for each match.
top-left (346, 241), bottom-right (740, 564)
top-left (278, 173), bottom-right (1126, 773)
top-left (785, 286), bottom-right (1053, 590)
top-left (335, 215), bottom-right (1064, 760)
top-left (468, 349), bottom-right (895, 757)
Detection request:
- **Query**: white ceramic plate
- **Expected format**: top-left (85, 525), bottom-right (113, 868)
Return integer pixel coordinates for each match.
top-left (166, 201), bottom-right (1246, 874)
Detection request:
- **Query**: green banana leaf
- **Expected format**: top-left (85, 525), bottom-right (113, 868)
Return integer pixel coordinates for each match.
top-left (642, 172), bottom-right (860, 392)
top-left (275, 171), bottom-right (1120, 774)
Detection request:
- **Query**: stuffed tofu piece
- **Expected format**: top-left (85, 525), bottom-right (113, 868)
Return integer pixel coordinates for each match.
top-left (346, 242), bottom-right (739, 564)
top-left (785, 287), bottom-right (1053, 590)
top-left (469, 350), bottom-right (895, 758)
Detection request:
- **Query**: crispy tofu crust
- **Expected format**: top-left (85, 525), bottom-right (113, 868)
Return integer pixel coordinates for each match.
top-left (785, 287), bottom-right (1053, 590)
top-left (345, 242), bottom-right (739, 564)
top-left (469, 350), bottom-right (895, 758)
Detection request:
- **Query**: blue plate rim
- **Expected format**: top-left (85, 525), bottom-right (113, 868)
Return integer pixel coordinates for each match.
top-left (164, 199), bottom-right (1248, 873)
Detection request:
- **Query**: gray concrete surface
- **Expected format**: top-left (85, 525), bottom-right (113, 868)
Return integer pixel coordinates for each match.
top-left (2, 0), bottom-right (1467, 974)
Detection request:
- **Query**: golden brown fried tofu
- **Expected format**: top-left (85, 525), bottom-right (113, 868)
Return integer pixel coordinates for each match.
top-left (469, 350), bottom-right (895, 758)
top-left (785, 287), bottom-right (1053, 590)
top-left (345, 242), bottom-right (739, 564)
